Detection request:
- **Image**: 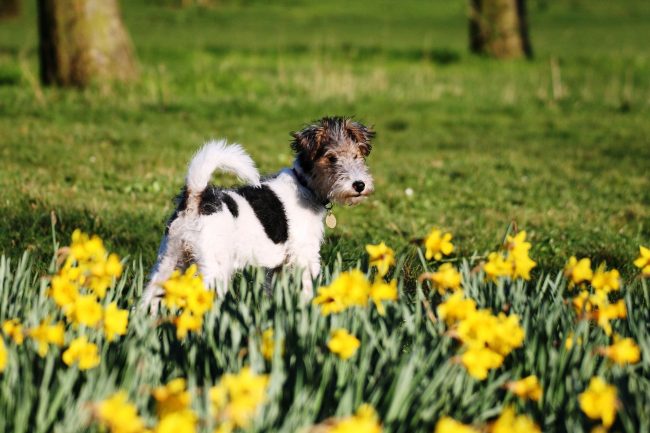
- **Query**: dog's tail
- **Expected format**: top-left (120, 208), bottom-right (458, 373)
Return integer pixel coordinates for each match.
top-left (186, 139), bottom-right (260, 198)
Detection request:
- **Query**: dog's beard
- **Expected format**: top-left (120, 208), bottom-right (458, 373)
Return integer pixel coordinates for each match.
top-left (327, 178), bottom-right (374, 206)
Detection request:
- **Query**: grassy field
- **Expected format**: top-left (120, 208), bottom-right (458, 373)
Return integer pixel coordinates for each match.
top-left (0, 2), bottom-right (650, 432)
top-left (0, 0), bottom-right (649, 278)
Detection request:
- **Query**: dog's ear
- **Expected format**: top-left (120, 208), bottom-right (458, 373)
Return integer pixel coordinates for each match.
top-left (290, 125), bottom-right (326, 158)
top-left (344, 120), bottom-right (375, 156)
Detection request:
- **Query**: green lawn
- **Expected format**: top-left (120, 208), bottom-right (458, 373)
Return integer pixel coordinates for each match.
top-left (1, 3), bottom-right (650, 432)
top-left (0, 0), bottom-right (649, 277)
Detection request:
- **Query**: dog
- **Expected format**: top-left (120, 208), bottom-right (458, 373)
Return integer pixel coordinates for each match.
top-left (141, 116), bottom-right (375, 312)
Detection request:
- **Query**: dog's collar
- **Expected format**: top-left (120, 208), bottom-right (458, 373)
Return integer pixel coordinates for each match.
top-left (292, 167), bottom-right (330, 207)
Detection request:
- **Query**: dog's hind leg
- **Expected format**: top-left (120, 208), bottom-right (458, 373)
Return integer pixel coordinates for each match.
top-left (141, 234), bottom-right (183, 314)
top-left (200, 264), bottom-right (232, 299)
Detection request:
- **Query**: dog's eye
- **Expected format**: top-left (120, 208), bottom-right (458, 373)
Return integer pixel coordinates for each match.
top-left (353, 155), bottom-right (358, 160)
top-left (328, 155), bottom-right (337, 163)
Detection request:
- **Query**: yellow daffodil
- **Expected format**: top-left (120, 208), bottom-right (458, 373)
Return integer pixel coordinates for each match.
top-left (579, 377), bottom-right (618, 428)
top-left (62, 336), bottom-right (100, 370)
top-left (153, 378), bottom-right (191, 418)
top-left (369, 278), bottom-right (398, 315)
top-left (572, 290), bottom-right (596, 315)
top-left (174, 310), bottom-right (203, 340)
top-left (564, 256), bottom-right (593, 288)
top-left (434, 417), bottom-right (479, 433)
top-left (565, 332), bottom-right (583, 350)
top-left (96, 391), bottom-right (148, 433)
top-left (105, 253), bottom-right (124, 277)
top-left (260, 328), bottom-right (283, 360)
top-left (457, 309), bottom-right (501, 349)
top-left (365, 242), bottom-right (395, 277)
top-left (104, 302), bottom-right (129, 342)
top-left (340, 270), bottom-right (372, 306)
top-left (425, 263), bottom-right (462, 294)
top-left (455, 308), bottom-right (524, 379)
top-left (2, 319), bottom-right (24, 345)
top-left (330, 404), bottom-right (382, 433)
top-left (506, 231), bottom-right (532, 255)
top-left (312, 284), bottom-right (347, 316)
top-left (597, 300), bottom-right (626, 336)
top-left (70, 229), bottom-right (106, 262)
top-left (599, 336), bottom-right (640, 365)
top-left (634, 246), bottom-right (650, 277)
top-left (68, 294), bottom-right (103, 327)
top-left (506, 232), bottom-right (536, 280)
top-left (210, 367), bottom-right (269, 428)
top-left (29, 319), bottom-right (65, 357)
top-left (51, 231), bottom-right (123, 309)
top-left (327, 329), bottom-right (360, 360)
top-left (160, 265), bottom-right (213, 338)
top-left (313, 270), bottom-right (371, 315)
top-left (506, 375), bottom-right (543, 401)
top-left (572, 288), bottom-right (626, 337)
top-left (260, 328), bottom-right (275, 360)
top-left (87, 254), bottom-right (122, 299)
top-left (261, 328), bottom-right (274, 360)
top-left (49, 270), bottom-right (80, 310)
top-left (483, 252), bottom-right (511, 280)
top-left (0, 339), bottom-right (7, 372)
top-left (591, 265), bottom-right (620, 294)
top-left (509, 251), bottom-right (537, 280)
top-left (457, 310), bottom-right (524, 356)
top-left (154, 410), bottom-right (197, 433)
top-left (424, 229), bottom-right (454, 261)
top-left (460, 346), bottom-right (504, 380)
top-left (490, 406), bottom-right (541, 433)
top-left (437, 291), bottom-right (477, 325)
top-left (186, 285), bottom-right (214, 316)
top-left (484, 232), bottom-right (536, 281)
top-left (87, 273), bottom-right (111, 300)
top-left (489, 313), bottom-right (526, 356)
top-left (162, 265), bottom-right (205, 310)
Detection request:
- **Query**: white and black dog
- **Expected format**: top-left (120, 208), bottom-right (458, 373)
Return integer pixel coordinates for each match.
top-left (142, 116), bottom-right (374, 312)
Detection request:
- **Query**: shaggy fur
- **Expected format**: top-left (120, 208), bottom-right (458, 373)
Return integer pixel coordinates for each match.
top-left (142, 116), bottom-right (374, 313)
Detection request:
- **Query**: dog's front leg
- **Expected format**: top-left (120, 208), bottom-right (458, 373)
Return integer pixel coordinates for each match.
top-left (299, 259), bottom-right (320, 303)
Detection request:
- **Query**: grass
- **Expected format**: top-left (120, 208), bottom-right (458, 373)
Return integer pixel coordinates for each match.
top-left (0, 3), bottom-right (649, 428)
top-left (0, 231), bottom-right (649, 432)
top-left (0, 0), bottom-right (649, 278)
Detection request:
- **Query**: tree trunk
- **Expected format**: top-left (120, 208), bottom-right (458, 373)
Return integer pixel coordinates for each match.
top-left (36, 0), bottom-right (137, 87)
top-left (469, 0), bottom-right (532, 59)
top-left (0, 0), bottom-right (20, 19)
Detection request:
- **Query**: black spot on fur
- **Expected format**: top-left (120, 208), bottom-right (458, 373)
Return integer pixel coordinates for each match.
top-left (165, 187), bottom-right (188, 235)
top-left (199, 187), bottom-right (240, 217)
top-left (222, 193), bottom-right (239, 217)
top-left (199, 186), bottom-right (224, 215)
top-left (236, 185), bottom-right (288, 244)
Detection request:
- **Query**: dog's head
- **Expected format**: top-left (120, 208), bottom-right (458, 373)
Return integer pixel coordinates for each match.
top-left (291, 116), bottom-right (375, 206)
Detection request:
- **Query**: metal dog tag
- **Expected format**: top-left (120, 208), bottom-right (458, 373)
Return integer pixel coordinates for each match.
top-left (325, 212), bottom-right (337, 229)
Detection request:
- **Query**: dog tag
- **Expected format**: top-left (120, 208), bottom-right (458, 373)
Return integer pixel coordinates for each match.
top-left (325, 212), bottom-right (337, 229)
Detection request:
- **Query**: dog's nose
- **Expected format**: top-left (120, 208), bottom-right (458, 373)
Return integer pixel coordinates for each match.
top-left (352, 181), bottom-right (365, 193)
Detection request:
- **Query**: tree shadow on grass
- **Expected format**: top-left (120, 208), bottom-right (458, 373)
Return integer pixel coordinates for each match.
top-left (0, 200), bottom-right (162, 274)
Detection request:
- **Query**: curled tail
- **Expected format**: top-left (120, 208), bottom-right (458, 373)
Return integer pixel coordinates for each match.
top-left (186, 139), bottom-right (260, 197)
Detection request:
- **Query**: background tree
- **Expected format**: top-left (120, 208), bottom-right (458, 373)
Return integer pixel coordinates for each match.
top-left (36, 0), bottom-right (137, 87)
top-left (469, 0), bottom-right (532, 59)
top-left (0, 0), bottom-right (20, 19)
